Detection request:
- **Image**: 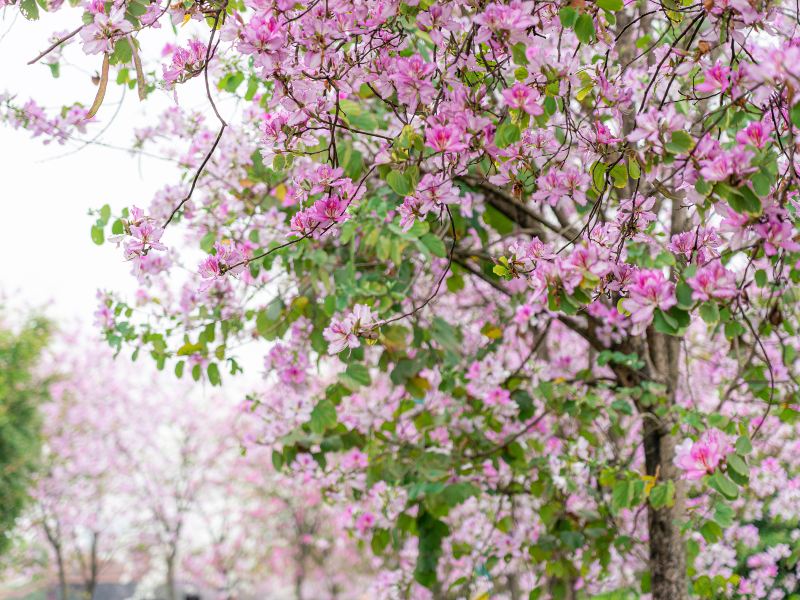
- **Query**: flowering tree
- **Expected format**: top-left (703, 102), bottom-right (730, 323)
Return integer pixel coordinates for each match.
top-left (2, 333), bottom-right (369, 600)
top-left (5, 0), bottom-right (800, 597)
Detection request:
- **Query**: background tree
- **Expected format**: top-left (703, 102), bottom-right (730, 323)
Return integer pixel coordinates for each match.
top-left (0, 309), bottom-right (49, 557)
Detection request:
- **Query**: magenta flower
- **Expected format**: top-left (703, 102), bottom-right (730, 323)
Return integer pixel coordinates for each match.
top-left (162, 39), bottom-right (207, 89)
top-left (675, 429), bottom-right (732, 480)
top-left (501, 83), bottom-right (544, 116)
top-left (735, 120), bottom-right (772, 148)
top-left (695, 62), bottom-right (732, 94)
top-left (595, 120), bottom-right (621, 145)
top-left (621, 269), bottom-right (676, 334)
top-left (754, 208), bottom-right (800, 256)
top-left (425, 124), bottom-right (467, 153)
top-left (687, 262), bottom-right (738, 302)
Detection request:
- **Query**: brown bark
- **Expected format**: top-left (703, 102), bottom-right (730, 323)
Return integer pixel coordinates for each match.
top-left (643, 421), bottom-right (687, 600)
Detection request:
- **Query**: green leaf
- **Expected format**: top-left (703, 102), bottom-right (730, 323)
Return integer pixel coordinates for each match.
top-left (387, 170), bottom-right (413, 196)
top-left (665, 130), bottom-right (693, 154)
top-left (386, 170), bottom-right (413, 196)
top-left (420, 233), bottom-right (447, 258)
top-left (609, 162), bottom-right (628, 188)
top-left (700, 520), bottom-right (723, 543)
top-left (207, 362), bottom-right (221, 386)
top-left (558, 6), bottom-right (578, 28)
top-left (751, 169), bottom-right (772, 196)
top-left (493, 264), bottom-right (509, 277)
top-left (628, 157), bottom-right (641, 180)
top-left (649, 481), bottom-right (675, 509)
top-left (713, 502), bottom-right (734, 528)
top-left (110, 38), bottom-right (133, 65)
top-left (431, 317), bottom-right (461, 353)
top-left (708, 471), bottom-right (738, 500)
top-left (653, 307), bottom-right (689, 336)
top-left (726, 454), bottom-right (749, 479)
top-left (675, 282), bottom-right (694, 309)
top-left (91, 225), bottom-right (104, 245)
top-left (440, 482), bottom-right (480, 508)
top-left (699, 302), bottom-right (720, 324)
top-left (735, 435), bottom-right (752, 455)
top-left (371, 529), bottom-right (391, 554)
top-left (591, 161), bottom-right (606, 191)
top-left (714, 182), bottom-right (761, 215)
top-left (511, 43), bottom-right (528, 65)
top-left (791, 103), bottom-right (800, 129)
top-left (574, 13), bottom-right (595, 44)
top-left (495, 120), bottom-right (521, 149)
top-left (19, 0), bottom-right (40, 20)
top-left (611, 480), bottom-right (630, 514)
top-left (309, 399), bottom-right (337, 435)
top-left (414, 511), bottom-right (450, 589)
top-left (597, 0), bottom-right (623, 10)
top-left (344, 363), bottom-right (372, 387)
top-left (219, 71), bottom-right (244, 93)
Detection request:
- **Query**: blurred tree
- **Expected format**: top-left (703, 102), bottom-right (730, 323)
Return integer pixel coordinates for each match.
top-left (0, 313), bottom-right (50, 556)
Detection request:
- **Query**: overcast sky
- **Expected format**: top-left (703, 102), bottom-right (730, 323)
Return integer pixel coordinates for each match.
top-left (1, 8), bottom-right (186, 323)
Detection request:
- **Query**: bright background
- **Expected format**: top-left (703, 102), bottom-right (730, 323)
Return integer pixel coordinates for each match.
top-left (1, 7), bottom-right (194, 323)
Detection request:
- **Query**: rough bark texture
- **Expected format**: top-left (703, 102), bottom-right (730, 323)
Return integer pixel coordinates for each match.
top-left (644, 423), bottom-right (688, 600)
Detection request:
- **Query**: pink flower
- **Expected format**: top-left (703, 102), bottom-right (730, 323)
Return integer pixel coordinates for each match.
top-left (485, 387), bottom-right (511, 407)
top-left (695, 62), bottom-right (732, 94)
top-left (198, 241), bottom-right (247, 290)
top-left (425, 123), bottom-right (467, 153)
top-left (355, 512), bottom-right (376, 535)
top-left (687, 262), bottom-right (738, 302)
top-left (735, 120), bottom-right (772, 148)
top-left (621, 269), bottom-right (676, 334)
top-left (397, 174), bottom-right (459, 231)
top-left (120, 207), bottom-right (167, 259)
top-left (501, 83), bottom-right (544, 116)
top-left (595, 120), bottom-right (621, 144)
top-left (162, 39), bottom-right (207, 89)
top-left (79, 8), bottom-right (133, 55)
top-left (395, 54), bottom-right (436, 109)
top-left (675, 429), bottom-right (732, 480)
top-left (754, 208), bottom-right (800, 256)
top-left (323, 304), bottom-right (376, 354)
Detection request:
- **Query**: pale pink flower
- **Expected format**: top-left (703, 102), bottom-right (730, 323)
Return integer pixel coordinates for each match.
top-left (675, 429), bottom-right (732, 480)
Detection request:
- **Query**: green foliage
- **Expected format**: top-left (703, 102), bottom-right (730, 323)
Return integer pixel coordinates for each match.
top-left (0, 314), bottom-right (50, 556)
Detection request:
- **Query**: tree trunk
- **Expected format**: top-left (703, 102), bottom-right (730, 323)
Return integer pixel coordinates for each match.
top-left (294, 543), bottom-right (306, 600)
top-left (56, 544), bottom-right (68, 600)
top-left (643, 323), bottom-right (688, 600)
top-left (84, 531), bottom-right (99, 600)
top-left (165, 550), bottom-right (177, 600)
top-left (643, 423), bottom-right (688, 600)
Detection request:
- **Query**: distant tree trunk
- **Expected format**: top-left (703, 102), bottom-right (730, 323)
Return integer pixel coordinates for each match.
top-left (42, 520), bottom-right (68, 600)
top-left (165, 547), bottom-right (177, 600)
top-left (84, 531), bottom-right (99, 600)
top-left (294, 542), bottom-right (306, 600)
top-left (56, 544), bottom-right (68, 600)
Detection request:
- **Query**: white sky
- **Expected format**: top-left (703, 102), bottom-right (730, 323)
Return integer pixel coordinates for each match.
top-left (0, 8), bottom-right (275, 397)
top-left (0, 8), bottom-right (186, 322)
